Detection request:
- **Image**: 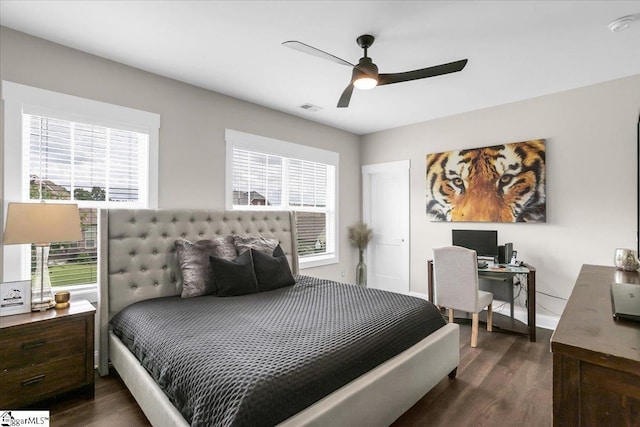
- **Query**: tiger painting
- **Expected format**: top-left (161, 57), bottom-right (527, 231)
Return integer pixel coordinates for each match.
top-left (426, 140), bottom-right (546, 222)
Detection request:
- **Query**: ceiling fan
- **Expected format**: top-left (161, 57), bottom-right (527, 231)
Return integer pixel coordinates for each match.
top-left (283, 34), bottom-right (468, 108)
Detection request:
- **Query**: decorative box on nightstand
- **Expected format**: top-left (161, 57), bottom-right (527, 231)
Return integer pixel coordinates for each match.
top-left (0, 299), bottom-right (96, 408)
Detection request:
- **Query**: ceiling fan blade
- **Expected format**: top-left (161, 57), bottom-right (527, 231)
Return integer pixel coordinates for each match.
top-left (378, 59), bottom-right (468, 86)
top-left (337, 84), bottom-right (354, 108)
top-left (282, 41), bottom-right (354, 67)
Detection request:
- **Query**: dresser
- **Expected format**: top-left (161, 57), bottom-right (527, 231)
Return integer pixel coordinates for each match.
top-left (551, 264), bottom-right (640, 426)
top-left (0, 299), bottom-right (95, 408)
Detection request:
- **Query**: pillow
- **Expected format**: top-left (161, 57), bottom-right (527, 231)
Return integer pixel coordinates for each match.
top-left (175, 236), bottom-right (237, 298)
top-left (210, 250), bottom-right (259, 297)
top-left (251, 246), bottom-right (295, 292)
top-left (234, 235), bottom-right (280, 256)
top-left (272, 244), bottom-right (286, 258)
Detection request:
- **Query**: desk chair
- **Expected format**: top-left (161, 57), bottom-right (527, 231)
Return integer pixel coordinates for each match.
top-left (434, 246), bottom-right (493, 348)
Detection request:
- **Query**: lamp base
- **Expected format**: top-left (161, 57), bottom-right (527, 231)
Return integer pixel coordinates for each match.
top-left (32, 298), bottom-right (55, 312)
top-left (32, 244), bottom-right (55, 312)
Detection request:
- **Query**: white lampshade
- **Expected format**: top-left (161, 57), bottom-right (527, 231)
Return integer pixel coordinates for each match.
top-left (3, 202), bottom-right (82, 245)
top-left (3, 202), bottom-right (83, 311)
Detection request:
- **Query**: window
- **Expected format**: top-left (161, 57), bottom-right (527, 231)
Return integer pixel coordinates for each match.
top-left (24, 114), bottom-right (149, 287)
top-left (226, 130), bottom-right (338, 268)
top-left (2, 81), bottom-right (159, 298)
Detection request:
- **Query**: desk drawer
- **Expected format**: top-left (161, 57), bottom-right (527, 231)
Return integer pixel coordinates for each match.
top-left (0, 319), bottom-right (86, 370)
top-left (0, 353), bottom-right (87, 408)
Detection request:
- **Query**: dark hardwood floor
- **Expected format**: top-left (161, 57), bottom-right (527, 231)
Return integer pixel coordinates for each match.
top-left (47, 323), bottom-right (553, 426)
top-left (393, 324), bottom-right (553, 427)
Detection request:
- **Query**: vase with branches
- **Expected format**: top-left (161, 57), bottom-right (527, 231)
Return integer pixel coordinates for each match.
top-left (348, 222), bottom-right (373, 287)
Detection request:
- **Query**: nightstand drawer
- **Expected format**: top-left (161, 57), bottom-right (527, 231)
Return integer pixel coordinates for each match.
top-left (0, 353), bottom-right (87, 408)
top-left (0, 318), bottom-right (86, 370)
top-left (0, 299), bottom-right (95, 408)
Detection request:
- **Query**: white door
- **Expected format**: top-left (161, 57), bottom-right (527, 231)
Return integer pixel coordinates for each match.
top-left (362, 160), bottom-right (410, 294)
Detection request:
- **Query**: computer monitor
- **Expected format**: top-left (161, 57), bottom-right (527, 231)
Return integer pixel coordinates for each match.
top-left (452, 230), bottom-right (498, 258)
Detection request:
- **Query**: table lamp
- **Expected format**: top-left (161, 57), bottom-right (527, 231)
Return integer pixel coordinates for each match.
top-left (3, 202), bottom-right (82, 311)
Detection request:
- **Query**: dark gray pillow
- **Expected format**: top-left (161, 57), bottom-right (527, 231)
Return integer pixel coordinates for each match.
top-left (272, 245), bottom-right (286, 258)
top-left (251, 246), bottom-right (295, 292)
top-left (175, 237), bottom-right (237, 298)
top-left (234, 235), bottom-right (279, 256)
top-left (210, 251), bottom-right (259, 297)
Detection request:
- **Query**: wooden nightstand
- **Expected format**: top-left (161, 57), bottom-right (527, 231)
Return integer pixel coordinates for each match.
top-left (0, 299), bottom-right (96, 408)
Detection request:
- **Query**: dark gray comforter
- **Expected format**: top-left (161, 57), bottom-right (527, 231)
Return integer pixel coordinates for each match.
top-left (110, 275), bottom-right (446, 427)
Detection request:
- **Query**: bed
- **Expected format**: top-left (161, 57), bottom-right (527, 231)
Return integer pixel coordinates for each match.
top-left (98, 209), bottom-right (459, 426)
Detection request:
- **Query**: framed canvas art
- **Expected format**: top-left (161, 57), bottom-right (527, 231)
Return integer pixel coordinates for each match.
top-left (426, 139), bottom-right (546, 222)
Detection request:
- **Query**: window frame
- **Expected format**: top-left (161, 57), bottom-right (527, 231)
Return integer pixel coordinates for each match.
top-left (2, 81), bottom-right (160, 301)
top-left (225, 129), bottom-right (339, 269)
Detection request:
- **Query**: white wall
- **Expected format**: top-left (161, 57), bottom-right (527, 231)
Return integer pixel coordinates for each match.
top-left (0, 26), bottom-right (362, 283)
top-left (361, 74), bottom-right (640, 320)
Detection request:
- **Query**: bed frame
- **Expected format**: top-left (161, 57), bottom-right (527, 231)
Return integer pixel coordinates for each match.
top-left (98, 208), bottom-right (459, 426)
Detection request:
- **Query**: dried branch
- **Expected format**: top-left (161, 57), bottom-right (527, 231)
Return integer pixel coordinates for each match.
top-left (348, 222), bottom-right (373, 251)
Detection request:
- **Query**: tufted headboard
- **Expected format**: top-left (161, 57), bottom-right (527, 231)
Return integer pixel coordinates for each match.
top-left (97, 208), bottom-right (298, 375)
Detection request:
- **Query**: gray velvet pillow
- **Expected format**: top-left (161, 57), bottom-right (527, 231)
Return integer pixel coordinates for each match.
top-left (175, 236), bottom-right (237, 298)
top-left (234, 235), bottom-right (279, 256)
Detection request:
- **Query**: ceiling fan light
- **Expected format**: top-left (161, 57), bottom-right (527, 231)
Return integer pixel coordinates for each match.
top-left (353, 77), bottom-right (378, 90)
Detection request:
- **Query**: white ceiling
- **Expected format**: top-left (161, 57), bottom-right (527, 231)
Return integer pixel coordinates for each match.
top-left (1, 1), bottom-right (639, 135)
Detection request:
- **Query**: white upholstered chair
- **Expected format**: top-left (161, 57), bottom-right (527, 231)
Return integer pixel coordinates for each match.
top-left (433, 246), bottom-right (493, 348)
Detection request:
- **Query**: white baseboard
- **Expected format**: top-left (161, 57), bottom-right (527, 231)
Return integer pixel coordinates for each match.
top-left (492, 301), bottom-right (558, 330)
top-left (409, 291), bottom-right (429, 300)
top-left (408, 291), bottom-right (558, 330)
top-left (534, 312), bottom-right (559, 330)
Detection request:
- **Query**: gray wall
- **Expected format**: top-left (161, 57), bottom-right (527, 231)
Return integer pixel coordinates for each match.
top-left (2, 26), bottom-right (639, 325)
top-left (0, 26), bottom-right (362, 283)
top-left (361, 74), bottom-right (640, 323)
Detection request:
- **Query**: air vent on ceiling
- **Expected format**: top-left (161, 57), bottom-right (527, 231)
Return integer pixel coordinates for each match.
top-left (298, 103), bottom-right (322, 112)
top-left (608, 14), bottom-right (639, 32)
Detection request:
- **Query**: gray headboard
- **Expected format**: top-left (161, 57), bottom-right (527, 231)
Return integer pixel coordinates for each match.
top-left (98, 208), bottom-right (299, 375)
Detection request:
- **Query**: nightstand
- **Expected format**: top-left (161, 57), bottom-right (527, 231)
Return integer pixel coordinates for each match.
top-left (0, 299), bottom-right (96, 408)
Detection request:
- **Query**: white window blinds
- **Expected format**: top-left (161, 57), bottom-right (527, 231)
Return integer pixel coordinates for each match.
top-left (231, 147), bottom-right (336, 261)
top-left (26, 114), bottom-right (148, 204)
top-left (23, 113), bottom-right (150, 287)
top-left (232, 149), bottom-right (282, 207)
top-left (287, 159), bottom-right (331, 258)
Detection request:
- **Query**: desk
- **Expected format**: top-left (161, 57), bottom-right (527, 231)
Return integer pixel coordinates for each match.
top-left (551, 265), bottom-right (640, 426)
top-left (427, 260), bottom-right (536, 342)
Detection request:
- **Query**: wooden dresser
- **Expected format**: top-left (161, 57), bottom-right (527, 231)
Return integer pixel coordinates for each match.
top-left (0, 299), bottom-right (95, 408)
top-left (551, 264), bottom-right (640, 426)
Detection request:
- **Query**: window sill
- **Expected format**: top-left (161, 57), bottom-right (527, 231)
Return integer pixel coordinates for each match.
top-left (299, 254), bottom-right (338, 270)
top-left (55, 283), bottom-right (98, 304)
